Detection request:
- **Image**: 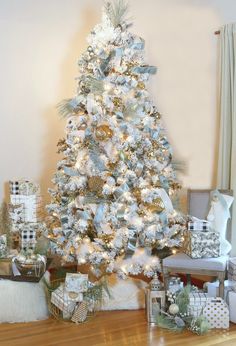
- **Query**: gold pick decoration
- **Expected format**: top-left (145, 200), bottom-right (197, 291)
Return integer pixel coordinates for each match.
top-left (133, 188), bottom-right (142, 203)
top-left (95, 125), bottom-right (113, 141)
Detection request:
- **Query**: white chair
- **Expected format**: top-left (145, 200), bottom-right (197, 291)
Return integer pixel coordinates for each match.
top-left (163, 189), bottom-right (233, 298)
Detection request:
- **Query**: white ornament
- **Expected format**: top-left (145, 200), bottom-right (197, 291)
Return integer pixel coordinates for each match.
top-left (168, 303), bottom-right (179, 315)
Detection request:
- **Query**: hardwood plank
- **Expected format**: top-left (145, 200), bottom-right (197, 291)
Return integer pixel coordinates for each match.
top-left (0, 310), bottom-right (235, 346)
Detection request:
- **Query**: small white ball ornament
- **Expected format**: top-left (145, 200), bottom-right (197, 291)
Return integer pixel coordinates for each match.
top-left (168, 303), bottom-right (179, 315)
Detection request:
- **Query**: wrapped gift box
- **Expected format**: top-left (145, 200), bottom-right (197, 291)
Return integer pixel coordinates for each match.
top-left (51, 284), bottom-right (77, 319)
top-left (65, 273), bottom-right (88, 293)
top-left (188, 292), bottom-right (208, 317)
top-left (10, 195), bottom-right (42, 223)
top-left (228, 258), bottom-right (236, 281)
top-left (183, 230), bottom-right (220, 259)
top-left (207, 279), bottom-right (236, 298)
top-left (207, 280), bottom-right (236, 323)
top-left (203, 297), bottom-right (229, 328)
top-left (19, 227), bottom-right (37, 251)
top-left (188, 221), bottom-right (209, 231)
top-left (9, 180), bottom-right (40, 196)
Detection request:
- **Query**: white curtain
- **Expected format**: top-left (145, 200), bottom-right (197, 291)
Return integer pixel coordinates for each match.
top-left (217, 23), bottom-right (236, 255)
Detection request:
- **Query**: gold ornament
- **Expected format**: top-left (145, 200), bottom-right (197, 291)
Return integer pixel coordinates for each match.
top-left (88, 176), bottom-right (104, 194)
top-left (137, 81), bottom-right (145, 89)
top-left (147, 151), bottom-right (155, 158)
top-left (145, 197), bottom-right (165, 213)
top-left (113, 97), bottom-right (122, 107)
top-left (152, 141), bottom-right (159, 150)
top-left (95, 125), bottom-right (113, 141)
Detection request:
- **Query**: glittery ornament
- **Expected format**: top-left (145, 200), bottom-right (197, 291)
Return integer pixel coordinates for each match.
top-left (88, 176), bottom-right (104, 194)
top-left (113, 97), bottom-right (122, 107)
top-left (71, 301), bottom-right (88, 323)
top-left (145, 198), bottom-right (165, 213)
top-left (95, 125), bottom-right (113, 141)
top-left (168, 303), bottom-right (179, 315)
top-left (137, 81), bottom-right (145, 89)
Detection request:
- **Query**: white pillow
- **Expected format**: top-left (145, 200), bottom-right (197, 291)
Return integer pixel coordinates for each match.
top-left (100, 274), bottom-right (148, 310)
top-left (207, 193), bottom-right (234, 255)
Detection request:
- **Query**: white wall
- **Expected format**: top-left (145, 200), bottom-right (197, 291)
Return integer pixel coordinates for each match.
top-left (0, 0), bottom-right (236, 204)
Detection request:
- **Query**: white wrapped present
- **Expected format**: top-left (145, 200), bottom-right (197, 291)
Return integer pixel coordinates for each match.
top-left (228, 258), bottom-right (236, 281)
top-left (207, 280), bottom-right (236, 323)
top-left (207, 279), bottom-right (236, 298)
top-left (188, 292), bottom-right (208, 317)
top-left (51, 284), bottom-right (77, 319)
top-left (183, 230), bottom-right (220, 258)
top-left (203, 297), bottom-right (229, 328)
top-left (10, 195), bottom-right (42, 223)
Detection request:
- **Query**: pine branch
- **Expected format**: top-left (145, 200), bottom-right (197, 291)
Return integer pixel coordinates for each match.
top-left (105, 0), bottom-right (129, 27)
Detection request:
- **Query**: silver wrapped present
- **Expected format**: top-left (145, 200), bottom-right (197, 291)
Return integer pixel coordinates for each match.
top-left (188, 292), bottom-right (208, 317)
top-left (183, 230), bottom-right (220, 259)
top-left (51, 284), bottom-right (77, 319)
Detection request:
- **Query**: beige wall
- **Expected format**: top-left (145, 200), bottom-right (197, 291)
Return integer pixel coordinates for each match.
top-left (0, 0), bottom-right (236, 205)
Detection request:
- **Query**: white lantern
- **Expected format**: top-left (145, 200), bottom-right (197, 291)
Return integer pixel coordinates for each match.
top-left (145, 273), bottom-right (166, 324)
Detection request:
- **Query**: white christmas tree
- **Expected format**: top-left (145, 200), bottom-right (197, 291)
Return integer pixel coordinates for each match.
top-left (46, 1), bottom-right (186, 278)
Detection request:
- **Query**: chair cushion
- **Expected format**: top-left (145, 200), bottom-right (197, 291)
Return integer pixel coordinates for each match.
top-left (163, 253), bottom-right (228, 271)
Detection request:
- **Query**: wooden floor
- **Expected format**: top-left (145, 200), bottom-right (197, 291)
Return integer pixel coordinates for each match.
top-left (0, 310), bottom-right (236, 346)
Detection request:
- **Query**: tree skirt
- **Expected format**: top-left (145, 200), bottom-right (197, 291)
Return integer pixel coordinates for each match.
top-left (0, 274), bottom-right (49, 323)
top-left (101, 275), bottom-right (148, 310)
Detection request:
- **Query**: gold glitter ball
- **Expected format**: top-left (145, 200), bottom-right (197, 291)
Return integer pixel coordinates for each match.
top-left (137, 81), bottom-right (145, 89)
top-left (145, 197), bottom-right (165, 213)
top-left (95, 125), bottom-right (113, 141)
top-left (88, 176), bottom-right (104, 194)
top-left (113, 97), bottom-right (122, 107)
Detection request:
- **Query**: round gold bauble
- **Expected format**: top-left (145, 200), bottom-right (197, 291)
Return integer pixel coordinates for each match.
top-left (137, 81), bottom-right (145, 89)
top-left (95, 125), bottom-right (113, 141)
top-left (88, 176), bottom-right (104, 194)
top-left (145, 197), bottom-right (165, 213)
top-left (113, 97), bottom-right (122, 107)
